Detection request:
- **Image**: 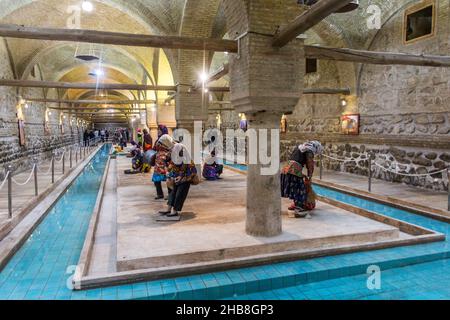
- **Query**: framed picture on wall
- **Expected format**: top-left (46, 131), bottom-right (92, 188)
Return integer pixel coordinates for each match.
top-left (341, 114), bottom-right (360, 135)
top-left (280, 115), bottom-right (288, 134)
top-left (403, 0), bottom-right (436, 44)
top-left (18, 120), bottom-right (26, 146)
top-left (44, 120), bottom-right (50, 135)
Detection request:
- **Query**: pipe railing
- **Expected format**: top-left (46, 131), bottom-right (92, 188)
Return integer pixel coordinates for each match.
top-left (1, 137), bottom-right (105, 220)
top-left (318, 152), bottom-right (450, 211)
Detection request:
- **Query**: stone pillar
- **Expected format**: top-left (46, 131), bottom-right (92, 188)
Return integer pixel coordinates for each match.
top-left (146, 104), bottom-right (159, 142)
top-left (175, 83), bottom-right (208, 170)
top-left (226, 30), bottom-right (305, 237)
top-left (246, 111), bottom-right (284, 237)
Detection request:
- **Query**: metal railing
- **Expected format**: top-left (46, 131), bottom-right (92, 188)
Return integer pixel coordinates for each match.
top-left (317, 152), bottom-right (450, 212)
top-left (0, 137), bottom-right (104, 219)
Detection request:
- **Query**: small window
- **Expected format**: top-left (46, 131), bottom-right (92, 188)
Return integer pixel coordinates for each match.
top-left (306, 58), bottom-right (317, 74)
top-left (404, 1), bottom-right (435, 44)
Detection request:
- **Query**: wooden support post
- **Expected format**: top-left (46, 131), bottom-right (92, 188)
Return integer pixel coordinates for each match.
top-left (368, 157), bottom-right (373, 193)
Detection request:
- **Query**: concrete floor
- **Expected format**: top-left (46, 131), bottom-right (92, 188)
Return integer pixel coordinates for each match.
top-left (111, 157), bottom-right (406, 272)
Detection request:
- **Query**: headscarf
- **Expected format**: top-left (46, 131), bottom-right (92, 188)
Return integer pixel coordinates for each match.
top-left (158, 125), bottom-right (169, 138)
top-left (157, 134), bottom-right (175, 150)
top-left (299, 141), bottom-right (323, 155)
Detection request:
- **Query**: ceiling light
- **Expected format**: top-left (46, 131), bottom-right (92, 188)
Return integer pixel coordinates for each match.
top-left (82, 1), bottom-right (94, 12)
top-left (93, 69), bottom-right (104, 77)
top-left (199, 72), bottom-right (208, 83)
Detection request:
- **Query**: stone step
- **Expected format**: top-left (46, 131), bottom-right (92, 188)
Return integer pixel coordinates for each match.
top-left (117, 227), bottom-right (399, 272)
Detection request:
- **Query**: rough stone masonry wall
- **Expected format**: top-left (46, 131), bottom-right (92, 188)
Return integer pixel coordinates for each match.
top-left (0, 41), bottom-right (81, 179)
top-left (283, 1), bottom-right (450, 191)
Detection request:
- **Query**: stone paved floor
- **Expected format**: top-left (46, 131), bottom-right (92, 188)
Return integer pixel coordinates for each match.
top-left (0, 151), bottom-right (96, 227)
top-left (313, 169), bottom-right (449, 213)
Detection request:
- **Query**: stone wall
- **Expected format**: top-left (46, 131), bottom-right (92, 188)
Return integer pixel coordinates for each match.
top-left (281, 1), bottom-right (450, 191)
top-left (0, 42), bottom-right (84, 177)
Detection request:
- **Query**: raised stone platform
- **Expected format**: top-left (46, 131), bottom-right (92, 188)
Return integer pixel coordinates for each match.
top-left (77, 156), bottom-right (444, 289)
top-left (115, 157), bottom-right (400, 272)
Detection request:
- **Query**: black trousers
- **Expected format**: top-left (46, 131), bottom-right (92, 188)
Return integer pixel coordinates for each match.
top-left (167, 182), bottom-right (191, 212)
top-left (154, 182), bottom-right (172, 198)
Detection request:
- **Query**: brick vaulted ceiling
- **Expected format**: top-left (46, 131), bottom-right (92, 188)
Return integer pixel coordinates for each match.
top-left (0, 0), bottom-right (418, 102)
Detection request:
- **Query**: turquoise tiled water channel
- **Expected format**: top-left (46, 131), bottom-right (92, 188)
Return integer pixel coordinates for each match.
top-left (1, 154), bottom-right (450, 300)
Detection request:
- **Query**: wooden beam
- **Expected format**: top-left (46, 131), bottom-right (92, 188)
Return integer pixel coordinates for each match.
top-left (48, 107), bottom-right (147, 111)
top-left (195, 63), bottom-right (230, 89)
top-left (208, 63), bottom-right (229, 83)
top-left (0, 24), bottom-right (238, 53)
top-left (68, 113), bottom-right (140, 116)
top-left (191, 86), bottom-right (230, 93)
top-left (207, 87), bottom-right (230, 93)
top-left (303, 88), bottom-right (351, 95)
top-left (24, 98), bottom-right (156, 105)
top-left (272, 0), bottom-right (352, 47)
top-left (0, 79), bottom-right (176, 91)
top-left (305, 45), bottom-right (450, 67)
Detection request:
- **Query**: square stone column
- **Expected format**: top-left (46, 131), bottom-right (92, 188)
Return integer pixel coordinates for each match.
top-left (228, 32), bottom-right (305, 237)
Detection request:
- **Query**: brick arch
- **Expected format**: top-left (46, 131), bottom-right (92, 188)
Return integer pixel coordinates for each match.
top-left (20, 43), bottom-right (154, 82)
top-left (0, 0), bottom-right (179, 84)
top-left (220, 0), bottom-right (249, 37)
top-left (356, 0), bottom-right (418, 96)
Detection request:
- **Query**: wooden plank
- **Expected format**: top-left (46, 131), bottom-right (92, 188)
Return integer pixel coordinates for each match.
top-left (195, 63), bottom-right (230, 89)
top-left (24, 98), bottom-right (156, 105)
top-left (305, 45), bottom-right (450, 67)
top-left (48, 107), bottom-right (147, 111)
top-left (272, 0), bottom-right (352, 47)
top-left (303, 88), bottom-right (351, 95)
top-left (0, 79), bottom-right (176, 91)
top-left (0, 24), bottom-right (238, 53)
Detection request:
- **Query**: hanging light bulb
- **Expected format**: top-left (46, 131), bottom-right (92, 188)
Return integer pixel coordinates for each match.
top-left (82, 1), bottom-right (94, 12)
top-left (199, 72), bottom-right (208, 83)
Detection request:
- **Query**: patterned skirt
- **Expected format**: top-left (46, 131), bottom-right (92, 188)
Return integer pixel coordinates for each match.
top-left (152, 172), bottom-right (167, 183)
top-left (280, 173), bottom-right (307, 205)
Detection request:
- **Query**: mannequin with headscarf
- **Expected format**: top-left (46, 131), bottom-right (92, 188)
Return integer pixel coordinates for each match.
top-left (281, 140), bottom-right (323, 215)
top-left (152, 133), bottom-right (174, 200)
top-left (202, 148), bottom-right (224, 181)
top-left (158, 142), bottom-right (198, 217)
